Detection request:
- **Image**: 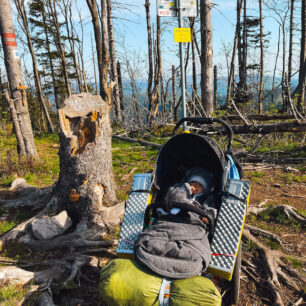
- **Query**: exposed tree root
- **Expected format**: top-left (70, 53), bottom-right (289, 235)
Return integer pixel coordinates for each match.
top-left (243, 229), bottom-right (305, 305)
top-left (244, 224), bottom-right (284, 246)
top-left (247, 204), bottom-right (306, 224)
top-left (0, 254), bottom-right (99, 305)
top-left (0, 186), bottom-right (53, 211)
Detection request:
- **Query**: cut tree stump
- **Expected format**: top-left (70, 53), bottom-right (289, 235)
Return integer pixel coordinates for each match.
top-left (1, 93), bottom-right (122, 249)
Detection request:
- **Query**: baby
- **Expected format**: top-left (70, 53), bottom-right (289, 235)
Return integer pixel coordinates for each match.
top-left (160, 167), bottom-right (217, 227)
top-left (134, 167), bottom-right (217, 279)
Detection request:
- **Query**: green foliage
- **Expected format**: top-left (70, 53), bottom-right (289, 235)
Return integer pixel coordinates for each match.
top-left (242, 238), bottom-right (258, 252)
top-left (257, 207), bottom-right (301, 230)
top-left (0, 284), bottom-right (28, 306)
top-left (0, 221), bottom-right (17, 235)
top-left (262, 238), bottom-right (282, 250)
top-left (284, 256), bottom-right (304, 270)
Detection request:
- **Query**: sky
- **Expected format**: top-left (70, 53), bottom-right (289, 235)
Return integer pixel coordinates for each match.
top-left (4, 0), bottom-right (302, 86)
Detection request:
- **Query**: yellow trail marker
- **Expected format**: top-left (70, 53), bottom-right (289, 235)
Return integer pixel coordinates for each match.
top-left (174, 27), bottom-right (191, 43)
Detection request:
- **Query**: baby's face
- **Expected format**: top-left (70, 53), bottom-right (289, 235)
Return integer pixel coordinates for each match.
top-left (189, 181), bottom-right (204, 195)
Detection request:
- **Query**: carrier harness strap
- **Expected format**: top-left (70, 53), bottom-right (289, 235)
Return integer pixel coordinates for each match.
top-left (144, 201), bottom-right (214, 225)
top-left (158, 278), bottom-right (172, 306)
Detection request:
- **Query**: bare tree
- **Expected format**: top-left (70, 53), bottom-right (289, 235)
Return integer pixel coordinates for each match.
top-left (145, 0), bottom-right (161, 124)
top-left (200, 0), bottom-right (214, 115)
top-left (14, 0), bottom-right (54, 132)
top-left (0, 0), bottom-right (37, 157)
top-left (47, 0), bottom-right (72, 97)
top-left (107, 0), bottom-right (122, 121)
top-left (227, 0), bottom-right (243, 104)
top-left (258, 0), bottom-right (264, 114)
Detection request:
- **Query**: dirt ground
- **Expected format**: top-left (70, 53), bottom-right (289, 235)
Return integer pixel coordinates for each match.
top-left (0, 163), bottom-right (305, 305)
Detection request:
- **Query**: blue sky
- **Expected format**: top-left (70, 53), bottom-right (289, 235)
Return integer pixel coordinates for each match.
top-left (5, 0), bottom-right (302, 85)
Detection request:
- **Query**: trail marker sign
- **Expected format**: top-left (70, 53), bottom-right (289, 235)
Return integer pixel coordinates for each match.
top-left (157, 0), bottom-right (198, 17)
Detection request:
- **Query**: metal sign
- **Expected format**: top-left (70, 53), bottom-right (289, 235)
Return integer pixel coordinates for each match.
top-left (174, 28), bottom-right (191, 42)
top-left (157, 0), bottom-right (198, 17)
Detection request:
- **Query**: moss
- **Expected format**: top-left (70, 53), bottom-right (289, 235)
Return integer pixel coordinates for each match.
top-left (0, 284), bottom-right (28, 305)
top-left (0, 221), bottom-right (17, 235)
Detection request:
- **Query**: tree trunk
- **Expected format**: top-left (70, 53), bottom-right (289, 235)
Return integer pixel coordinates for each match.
top-left (56, 93), bottom-right (117, 222)
top-left (145, 0), bottom-right (153, 120)
top-left (298, 0), bottom-right (305, 112)
top-left (288, 0), bottom-right (295, 86)
top-left (258, 0), bottom-right (264, 114)
top-left (91, 34), bottom-right (98, 95)
top-left (63, 1), bottom-right (83, 93)
top-left (107, 0), bottom-right (121, 121)
top-left (101, 0), bottom-right (112, 106)
top-left (190, 18), bottom-right (198, 109)
top-left (200, 0), bottom-right (214, 115)
top-left (41, 4), bottom-right (60, 110)
top-left (272, 26), bottom-right (281, 105)
top-left (117, 61), bottom-right (124, 115)
top-left (0, 93), bottom-right (122, 259)
top-left (281, 21), bottom-right (286, 112)
top-left (172, 65), bottom-right (176, 121)
top-left (214, 65), bottom-right (218, 109)
top-left (0, 0), bottom-right (37, 157)
top-left (48, 0), bottom-right (72, 98)
top-left (14, 0), bottom-right (54, 133)
top-left (87, 0), bottom-right (103, 98)
top-left (227, 0), bottom-right (243, 105)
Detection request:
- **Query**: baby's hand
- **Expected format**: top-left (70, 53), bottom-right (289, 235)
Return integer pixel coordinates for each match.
top-left (201, 217), bottom-right (209, 224)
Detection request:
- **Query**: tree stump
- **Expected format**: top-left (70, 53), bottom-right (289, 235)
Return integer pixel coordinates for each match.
top-left (0, 93), bottom-right (124, 252)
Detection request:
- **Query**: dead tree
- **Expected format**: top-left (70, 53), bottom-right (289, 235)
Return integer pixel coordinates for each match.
top-left (0, 93), bottom-right (124, 303)
top-left (145, 0), bottom-right (162, 124)
top-left (0, 0), bottom-right (37, 157)
top-left (14, 0), bottom-right (54, 133)
top-left (47, 0), bottom-right (72, 97)
top-left (258, 0), bottom-right (264, 114)
top-left (200, 0), bottom-right (214, 115)
top-left (107, 0), bottom-right (122, 121)
top-left (227, 0), bottom-right (243, 104)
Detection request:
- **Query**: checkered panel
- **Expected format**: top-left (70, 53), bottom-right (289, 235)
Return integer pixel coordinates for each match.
top-left (116, 173), bottom-right (152, 255)
top-left (208, 180), bottom-right (250, 278)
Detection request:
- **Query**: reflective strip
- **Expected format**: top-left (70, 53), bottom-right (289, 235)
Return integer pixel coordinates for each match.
top-left (159, 278), bottom-right (171, 306)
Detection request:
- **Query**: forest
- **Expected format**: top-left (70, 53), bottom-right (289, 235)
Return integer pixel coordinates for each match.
top-left (0, 0), bottom-right (305, 305)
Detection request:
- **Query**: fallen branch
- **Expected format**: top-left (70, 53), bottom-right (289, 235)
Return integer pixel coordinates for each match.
top-left (112, 135), bottom-right (162, 149)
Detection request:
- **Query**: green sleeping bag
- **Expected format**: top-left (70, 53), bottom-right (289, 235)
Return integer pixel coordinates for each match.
top-left (99, 259), bottom-right (221, 306)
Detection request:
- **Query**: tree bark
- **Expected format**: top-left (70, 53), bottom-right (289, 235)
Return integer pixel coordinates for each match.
top-left (117, 61), bottom-right (124, 115)
top-left (48, 0), bottom-right (72, 98)
top-left (87, 0), bottom-right (103, 98)
top-left (172, 65), bottom-right (177, 121)
top-left (227, 0), bottom-right (243, 104)
top-left (0, 0), bottom-right (37, 157)
top-left (14, 0), bottom-right (54, 133)
top-left (297, 0), bottom-right (305, 112)
top-left (107, 0), bottom-right (121, 121)
top-left (101, 0), bottom-right (112, 106)
top-left (200, 0), bottom-right (214, 115)
top-left (214, 65), bottom-right (218, 109)
top-left (56, 93), bottom-right (117, 222)
top-left (258, 0), bottom-right (264, 114)
top-left (288, 0), bottom-right (295, 86)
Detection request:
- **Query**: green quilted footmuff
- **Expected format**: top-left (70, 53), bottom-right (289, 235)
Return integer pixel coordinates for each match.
top-left (99, 259), bottom-right (221, 306)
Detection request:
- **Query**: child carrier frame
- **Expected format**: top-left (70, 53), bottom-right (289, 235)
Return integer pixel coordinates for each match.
top-left (116, 117), bottom-right (251, 305)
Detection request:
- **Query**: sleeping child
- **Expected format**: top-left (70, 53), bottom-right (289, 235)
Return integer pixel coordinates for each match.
top-left (134, 167), bottom-right (217, 279)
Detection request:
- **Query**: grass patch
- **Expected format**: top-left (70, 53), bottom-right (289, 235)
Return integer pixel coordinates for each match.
top-left (283, 256), bottom-right (304, 270)
top-left (0, 221), bottom-right (17, 235)
top-left (0, 284), bottom-right (28, 306)
top-left (297, 208), bottom-right (306, 217)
